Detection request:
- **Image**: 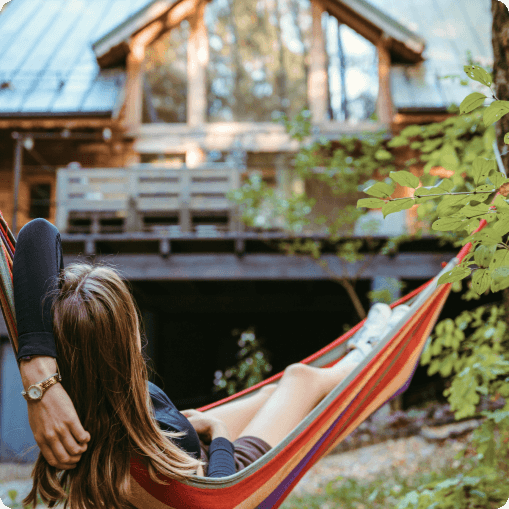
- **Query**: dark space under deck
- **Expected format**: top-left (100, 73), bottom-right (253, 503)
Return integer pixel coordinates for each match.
top-left (58, 234), bottom-right (497, 409)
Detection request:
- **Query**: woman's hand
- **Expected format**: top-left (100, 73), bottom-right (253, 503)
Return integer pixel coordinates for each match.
top-left (181, 409), bottom-right (231, 444)
top-left (20, 356), bottom-right (91, 469)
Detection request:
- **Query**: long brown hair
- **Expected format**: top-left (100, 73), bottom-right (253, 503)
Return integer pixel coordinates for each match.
top-left (23, 263), bottom-right (202, 509)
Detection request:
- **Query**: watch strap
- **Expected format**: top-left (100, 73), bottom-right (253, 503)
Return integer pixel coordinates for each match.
top-left (22, 370), bottom-right (62, 401)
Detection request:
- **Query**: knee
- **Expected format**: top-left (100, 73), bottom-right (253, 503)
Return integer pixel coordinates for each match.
top-left (260, 384), bottom-right (277, 398)
top-left (282, 363), bottom-right (319, 384)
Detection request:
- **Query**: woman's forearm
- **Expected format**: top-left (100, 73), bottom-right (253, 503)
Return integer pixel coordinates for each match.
top-left (19, 356), bottom-right (58, 388)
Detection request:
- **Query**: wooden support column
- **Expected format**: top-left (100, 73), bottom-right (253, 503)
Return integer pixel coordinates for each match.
top-left (124, 47), bottom-right (145, 134)
top-left (123, 21), bottom-right (163, 140)
top-left (307, 0), bottom-right (329, 124)
top-left (377, 35), bottom-right (394, 125)
top-left (186, 0), bottom-right (208, 167)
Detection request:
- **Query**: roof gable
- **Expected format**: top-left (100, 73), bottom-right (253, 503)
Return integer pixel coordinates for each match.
top-left (93, 0), bottom-right (426, 69)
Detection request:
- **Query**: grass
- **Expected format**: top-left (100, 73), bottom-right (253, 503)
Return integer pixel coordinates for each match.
top-left (280, 452), bottom-right (478, 509)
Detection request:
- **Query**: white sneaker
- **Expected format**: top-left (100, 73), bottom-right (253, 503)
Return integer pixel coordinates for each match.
top-left (386, 304), bottom-right (410, 328)
top-left (347, 304), bottom-right (411, 359)
top-left (347, 303), bottom-right (392, 351)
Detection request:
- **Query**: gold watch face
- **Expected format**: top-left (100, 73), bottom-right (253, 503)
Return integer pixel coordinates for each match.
top-left (28, 386), bottom-right (43, 400)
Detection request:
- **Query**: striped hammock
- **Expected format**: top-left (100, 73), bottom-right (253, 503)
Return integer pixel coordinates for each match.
top-left (0, 212), bottom-right (477, 509)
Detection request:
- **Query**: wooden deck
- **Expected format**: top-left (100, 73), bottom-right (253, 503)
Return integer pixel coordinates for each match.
top-left (60, 232), bottom-right (455, 280)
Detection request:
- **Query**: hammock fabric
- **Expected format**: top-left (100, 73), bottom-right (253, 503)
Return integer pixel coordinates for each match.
top-left (0, 211), bottom-right (481, 509)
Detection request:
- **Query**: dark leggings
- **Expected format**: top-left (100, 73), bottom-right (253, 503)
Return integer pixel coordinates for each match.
top-left (13, 218), bottom-right (63, 361)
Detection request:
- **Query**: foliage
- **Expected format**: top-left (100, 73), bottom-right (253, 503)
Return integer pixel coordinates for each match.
top-left (213, 329), bottom-right (272, 396)
top-left (353, 64), bottom-right (509, 508)
top-left (387, 301), bottom-right (509, 508)
top-left (358, 65), bottom-right (509, 297)
top-left (229, 109), bottom-right (398, 318)
top-left (280, 450), bottom-right (489, 509)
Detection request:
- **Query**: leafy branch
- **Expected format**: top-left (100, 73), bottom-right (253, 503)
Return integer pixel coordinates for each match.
top-left (357, 64), bottom-right (509, 296)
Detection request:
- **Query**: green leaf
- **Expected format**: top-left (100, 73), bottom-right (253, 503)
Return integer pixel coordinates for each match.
top-left (491, 267), bottom-right (509, 292)
top-left (475, 184), bottom-right (495, 192)
top-left (357, 198), bottom-right (385, 209)
top-left (374, 149), bottom-right (393, 161)
top-left (472, 157), bottom-right (496, 185)
top-left (489, 249), bottom-right (509, 270)
top-left (438, 266), bottom-right (471, 284)
top-left (464, 65), bottom-right (493, 86)
top-left (472, 269), bottom-right (491, 295)
top-left (494, 195), bottom-right (509, 209)
top-left (432, 217), bottom-right (468, 232)
top-left (505, 132), bottom-right (509, 145)
top-left (414, 187), bottom-right (435, 197)
top-left (459, 92), bottom-right (486, 114)
top-left (437, 179), bottom-right (454, 192)
top-left (459, 202), bottom-right (490, 218)
top-left (440, 143), bottom-right (460, 171)
top-left (488, 170), bottom-right (509, 187)
top-left (364, 181), bottom-right (396, 198)
top-left (389, 170), bottom-right (419, 188)
top-left (474, 245), bottom-right (496, 267)
top-left (483, 101), bottom-right (509, 127)
top-left (381, 199), bottom-right (414, 218)
top-left (473, 229), bottom-right (503, 245)
top-left (436, 194), bottom-right (469, 216)
top-left (491, 217), bottom-right (509, 236)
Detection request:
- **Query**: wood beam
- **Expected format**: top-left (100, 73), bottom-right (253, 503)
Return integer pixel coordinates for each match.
top-left (0, 118), bottom-right (116, 130)
top-left (62, 252), bottom-right (455, 281)
top-left (321, 0), bottom-right (381, 47)
top-left (187, 1), bottom-right (208, 127)
top-left (308, 0), bottom-right (329, 123)
top-left (122, 53), bottom-right (144, 132)
top-left (320, 0), bottom-right (423, 64)
top-left (131, 120), bottom-right (385, 153)
top-left (186, 0), bottom-right (208, 166)
top-left (377, 35), bottom-right (394, 125)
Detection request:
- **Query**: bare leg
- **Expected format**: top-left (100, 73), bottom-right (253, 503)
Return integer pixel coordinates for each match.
top-left (202, 385), bottom-right (277, 442)
top-left (238, 353), bottom-right (360, 448)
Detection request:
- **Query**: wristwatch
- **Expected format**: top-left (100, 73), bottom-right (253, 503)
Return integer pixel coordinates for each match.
top-left (22, 365), bottom-right (62, 401)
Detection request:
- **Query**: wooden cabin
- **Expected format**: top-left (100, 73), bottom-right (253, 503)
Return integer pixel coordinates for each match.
top-left (0, 0), bottom-right (492, 461)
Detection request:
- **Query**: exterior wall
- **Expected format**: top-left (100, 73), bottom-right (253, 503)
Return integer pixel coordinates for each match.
top-left (0, 127), bottom-right (135, 233)
top-left (0, 339), bottom-right (38, 462)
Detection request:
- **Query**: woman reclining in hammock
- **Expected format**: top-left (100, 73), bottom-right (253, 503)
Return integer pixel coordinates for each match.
top-left (15, 218), bottom-right (387, 509)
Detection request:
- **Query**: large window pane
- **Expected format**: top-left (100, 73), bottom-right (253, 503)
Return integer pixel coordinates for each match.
top-left (143, 21), bottom-right (189, 123)
top-left (325, 14), bottom-right (378, 122)
top-left (206, 0), bottom-right (312, 122)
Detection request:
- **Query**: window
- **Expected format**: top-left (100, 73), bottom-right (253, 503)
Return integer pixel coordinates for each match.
top-left (29, 183), bottom-right (51, 219)
top-left (206, 0), bottom-right (312, 122)
top-left (143, 21), bottom-right (190, 123)
top-left (324, 14), bottom-right (379, 122)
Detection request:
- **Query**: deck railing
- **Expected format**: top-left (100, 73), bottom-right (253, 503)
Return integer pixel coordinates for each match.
top-left (56, 163), bottom-right (243, 234)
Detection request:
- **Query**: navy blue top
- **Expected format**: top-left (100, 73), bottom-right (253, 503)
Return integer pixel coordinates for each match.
top-left (12, 218), bottom-right (236, 478)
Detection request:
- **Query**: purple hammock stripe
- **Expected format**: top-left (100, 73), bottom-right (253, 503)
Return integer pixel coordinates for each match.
top-left (258, 334), bottom-right (425, 508)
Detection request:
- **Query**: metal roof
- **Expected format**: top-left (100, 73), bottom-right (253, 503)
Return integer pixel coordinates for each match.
top-left (0, 0), bottom-right (153, 116)
top-left (371, 0), bottom-right (493, 109)
top-left (0, 0), bottom-right (494, 116)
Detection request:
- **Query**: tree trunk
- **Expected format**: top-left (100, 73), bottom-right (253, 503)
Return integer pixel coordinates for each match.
top-left (492, 1), bottom-right (509, 320)
top-left (492, 0), bottom-right (509, 170)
